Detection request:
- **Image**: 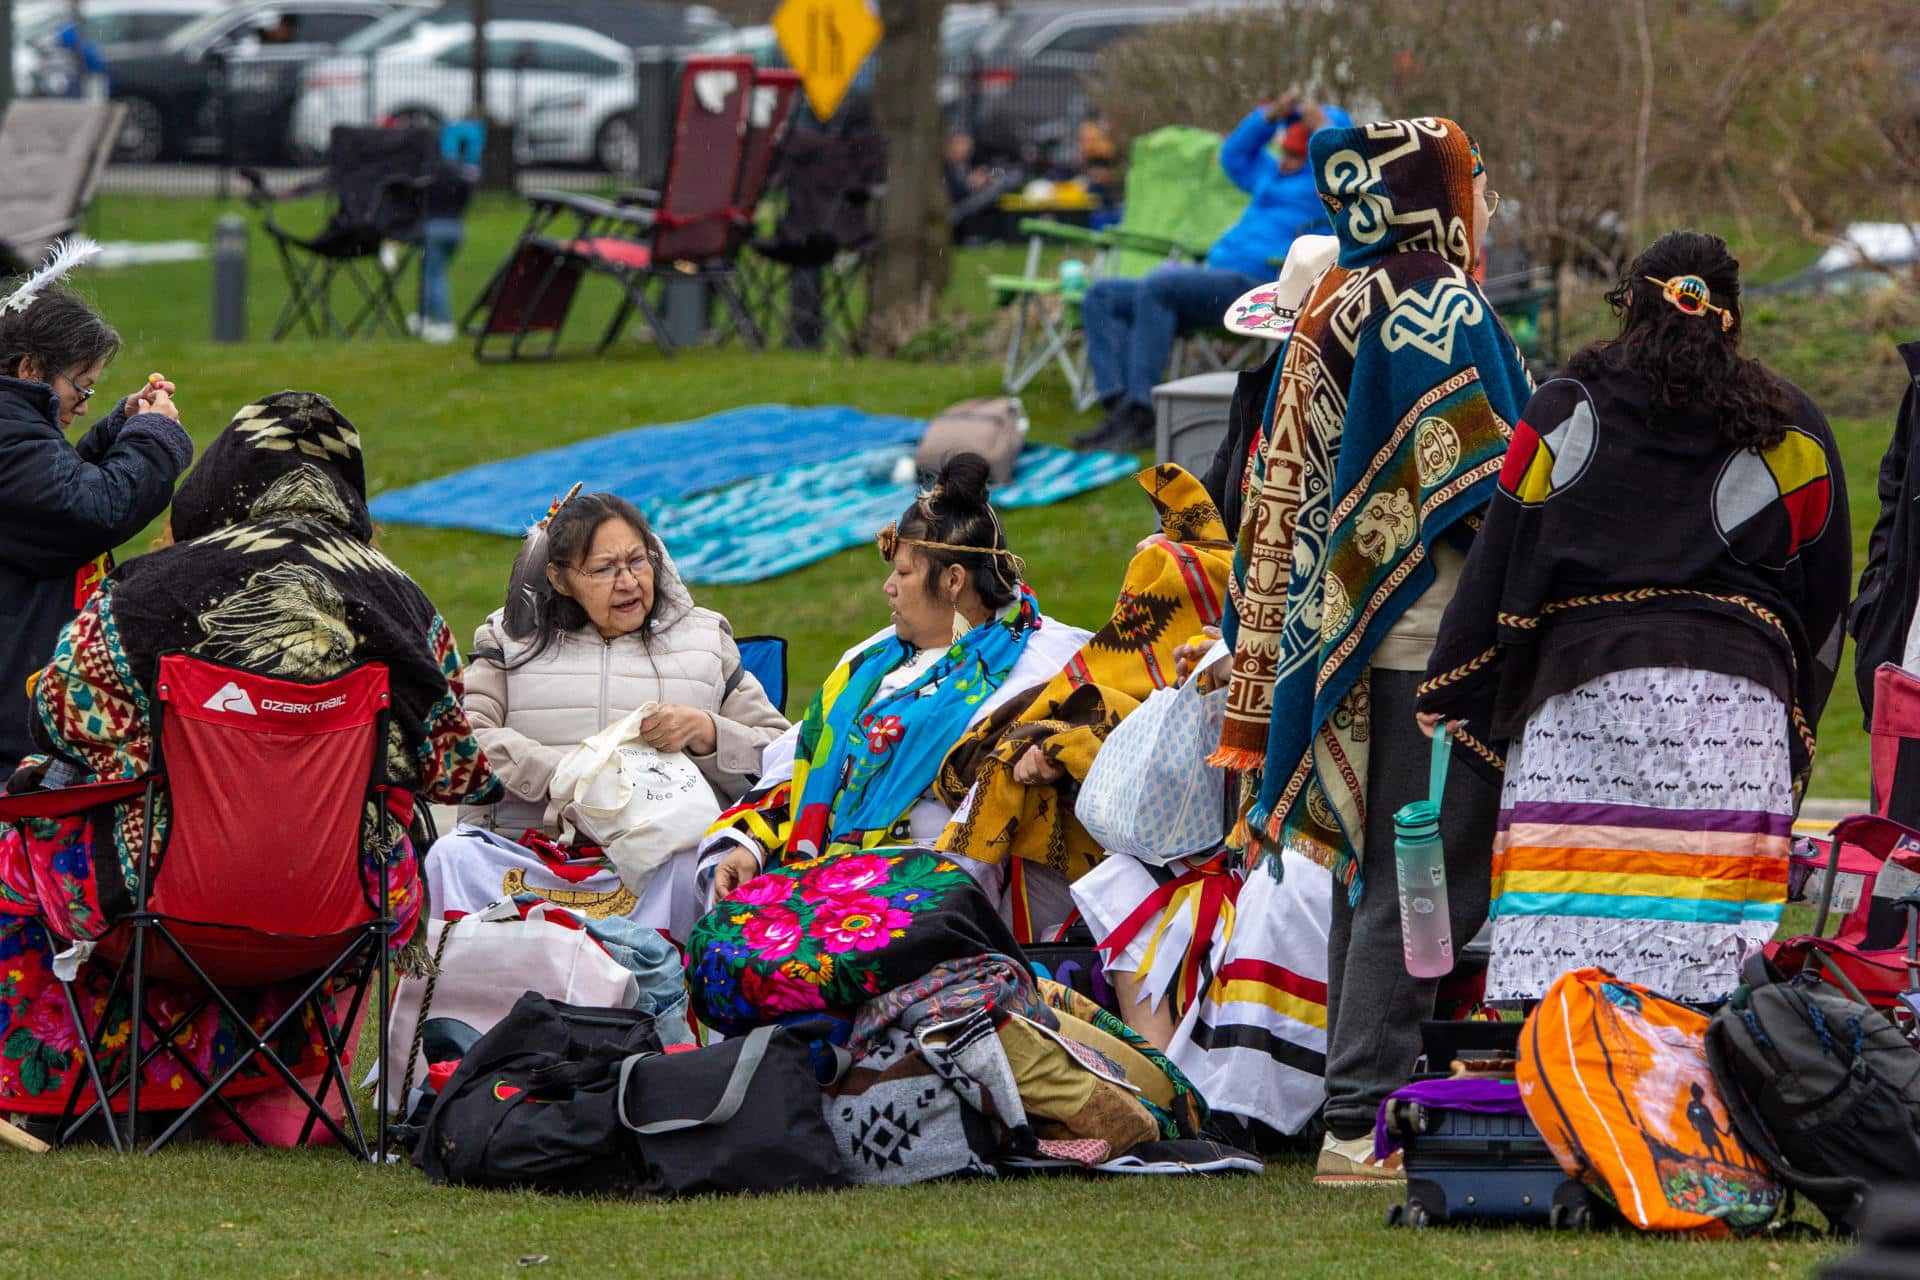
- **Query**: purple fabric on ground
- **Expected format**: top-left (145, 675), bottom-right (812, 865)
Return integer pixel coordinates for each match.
top-left (1373, 1077), bottom-right (1527, 1160)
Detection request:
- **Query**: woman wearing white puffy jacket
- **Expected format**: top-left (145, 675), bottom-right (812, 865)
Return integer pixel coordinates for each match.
top-left (424, 491), bottom-right (788, 941)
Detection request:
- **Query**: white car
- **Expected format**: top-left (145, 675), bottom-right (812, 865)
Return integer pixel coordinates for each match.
top-left (289, 19), bottom-right (636, 167)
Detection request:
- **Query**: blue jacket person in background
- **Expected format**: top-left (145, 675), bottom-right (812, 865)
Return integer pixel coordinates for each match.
top-left (0, 241), bottom-right (192, 784)
top-left (1075, 95), bottom-right (1353, 452)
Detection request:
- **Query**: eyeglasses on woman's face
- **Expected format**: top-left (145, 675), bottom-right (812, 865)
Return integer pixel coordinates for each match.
top-left (1484, 189), bottom-right (1501, 216)
top-left (55, 369), bottom-right (96, 402)
top-left (572, 554), bottom-right (656, 586)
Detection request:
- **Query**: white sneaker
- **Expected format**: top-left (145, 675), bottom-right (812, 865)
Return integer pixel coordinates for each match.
top-left (1313, 1131), bottom-right (1405, 1186)
top-left (420, 320), bottom-right (457, 344)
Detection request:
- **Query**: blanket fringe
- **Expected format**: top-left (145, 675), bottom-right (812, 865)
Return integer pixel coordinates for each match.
top-left (1208, 745), bottom-right (1265, 771)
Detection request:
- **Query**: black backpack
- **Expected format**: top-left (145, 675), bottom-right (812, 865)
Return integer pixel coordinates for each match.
top-left (1705, 955), bottom-right (1920, 1233)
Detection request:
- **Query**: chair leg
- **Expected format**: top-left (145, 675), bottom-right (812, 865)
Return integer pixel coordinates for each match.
top-left (712, 273), bottom-right (764, 352)
top-left (55, 979), bottom-right (124, 1154)
top-left (1002, 293), bottom-right (1033, 393)
top-left (294, 939), bottom-right (374, 1158)
top-left (377, 918), bottom-right (391, 1163)
top-left (126, 916), bottom-right (144, 1152)
top-left (271, 247), bottom-right (331, 342)
top-left (149, 933), bottom-right (373, 1153)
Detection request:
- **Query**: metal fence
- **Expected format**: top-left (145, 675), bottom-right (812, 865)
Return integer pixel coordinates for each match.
top-left (51, 47), bottom-right (1106, 199)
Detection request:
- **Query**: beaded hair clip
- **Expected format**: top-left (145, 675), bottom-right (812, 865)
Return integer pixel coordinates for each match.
top-left (1646, 274), bottom-right (1734, 332)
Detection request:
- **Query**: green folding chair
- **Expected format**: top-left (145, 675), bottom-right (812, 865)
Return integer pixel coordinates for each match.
top-left (989, 126), bottom-right (1252, 411)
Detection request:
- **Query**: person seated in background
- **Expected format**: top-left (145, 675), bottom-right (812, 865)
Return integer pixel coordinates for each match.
top-left (0, 250), bottom-right (193, 786)
top-left (0, 390), bottom-right (499, 1119)
top-left (1074, 93), bottom-right (1351, 453)
top-left (701, 454), bottom-right (1091, 934)
top-left (425, 490), bottom-right (789, 943)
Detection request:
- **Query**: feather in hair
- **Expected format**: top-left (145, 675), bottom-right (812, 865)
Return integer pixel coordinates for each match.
top-left (2, 235), bottom-right (104, 314)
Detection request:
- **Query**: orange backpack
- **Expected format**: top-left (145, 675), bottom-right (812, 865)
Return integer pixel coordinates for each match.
top-left (1516, 968), bottom-right (1782, 1236)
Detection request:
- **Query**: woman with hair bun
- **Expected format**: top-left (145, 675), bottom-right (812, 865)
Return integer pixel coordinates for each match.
top-left (1417, 229), bottom-right (1851, 1006)
top-left (701, 452), bottom-right (1091, 932)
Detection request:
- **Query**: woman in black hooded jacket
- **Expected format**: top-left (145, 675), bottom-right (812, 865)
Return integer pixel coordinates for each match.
top-left (0, 262), bottom-right (192, 782)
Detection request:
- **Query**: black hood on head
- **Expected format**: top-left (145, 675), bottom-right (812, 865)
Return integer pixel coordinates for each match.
top-left (170, 390), bottom-right (372, 544)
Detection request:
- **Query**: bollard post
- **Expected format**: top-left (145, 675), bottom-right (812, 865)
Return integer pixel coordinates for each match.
top-left (211, 214), bottom-right (248, 344)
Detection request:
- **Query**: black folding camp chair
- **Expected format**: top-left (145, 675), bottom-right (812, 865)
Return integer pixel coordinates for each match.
top-left (745, 128), bottom-right (886, 355)
top-left (241, 126), bottom-right (436, 341)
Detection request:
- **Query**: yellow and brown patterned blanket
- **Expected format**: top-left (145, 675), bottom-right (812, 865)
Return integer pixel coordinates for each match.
top-left (935, 465), bottom-right (1235, 884)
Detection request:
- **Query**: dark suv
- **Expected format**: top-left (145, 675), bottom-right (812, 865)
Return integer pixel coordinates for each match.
top-left (104, 0), bottom-right (433, 162)
top-left (960, 3), bottom-right (1189, 164)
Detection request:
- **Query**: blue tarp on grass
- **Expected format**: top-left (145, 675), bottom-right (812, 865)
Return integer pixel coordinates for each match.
top-left (652, 443), bottom-right (1140, 584)
top-left (366, 403), bottom-right (1141, 584)
top-left (366, 404), bottom-right (928, 536)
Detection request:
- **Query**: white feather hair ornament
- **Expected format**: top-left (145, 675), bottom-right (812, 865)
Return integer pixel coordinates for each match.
top-left (2, 236), bottom-right (104, 314)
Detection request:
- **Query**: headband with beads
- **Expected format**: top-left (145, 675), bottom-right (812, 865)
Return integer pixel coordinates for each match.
top-left (877, 489), bottom-right (1026, 590)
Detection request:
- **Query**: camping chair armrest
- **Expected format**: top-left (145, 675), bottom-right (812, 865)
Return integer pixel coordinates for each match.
top-left (1016, 218), bottom-right (1105, 247)
top-left (1811, 813), bottom-right (1920, 935)
top-left (4, 217), bottom-right (79, 249)
top-left (0, 775), bottom-right (151, 823)
top-left (522, 189), bottom-right (611, 218)
top-left (237, 166), bottom-right (276, 207)
top-left (1100, 227), bottom-right (1205, 260)
top-left (615, 188), bottom-right (663, 207)
top-left (527, 190), bottom-right (654, 230)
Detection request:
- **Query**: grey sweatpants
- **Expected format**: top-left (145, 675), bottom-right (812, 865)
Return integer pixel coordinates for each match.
top-left (1321, 667), bottom-right (1499, 1139)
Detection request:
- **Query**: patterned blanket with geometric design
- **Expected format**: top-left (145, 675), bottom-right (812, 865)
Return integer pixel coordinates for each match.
top-left (934, 465), bottom-right (1234, 887)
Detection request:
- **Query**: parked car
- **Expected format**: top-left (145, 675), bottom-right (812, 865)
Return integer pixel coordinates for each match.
top-left (102, 0), bottom-right (434, 162)
top-left (10, 0), bottom-right (214, 97)
top-left (241, 0), bottom-right (714, 165)
top-left (291, 20), bottom-right (636, 168)
top-left (962, 3), bottom-right (1190, 164)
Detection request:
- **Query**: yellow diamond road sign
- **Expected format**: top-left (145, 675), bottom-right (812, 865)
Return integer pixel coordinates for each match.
top-left (773, 0), bottom-right (882, 122)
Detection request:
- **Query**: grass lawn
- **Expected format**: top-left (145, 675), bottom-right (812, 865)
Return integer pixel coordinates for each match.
top-left (0, 196), bottom-right (1887, 1276)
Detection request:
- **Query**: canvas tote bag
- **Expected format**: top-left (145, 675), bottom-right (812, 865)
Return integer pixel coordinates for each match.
top-left (548, 702), bottom-right (721, 893)
top-left (378, 900), bottom-right (640, 1116)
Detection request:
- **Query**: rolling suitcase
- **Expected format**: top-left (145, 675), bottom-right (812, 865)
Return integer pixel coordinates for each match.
top-left (1383, 1021), bottom-right (1609, 1229)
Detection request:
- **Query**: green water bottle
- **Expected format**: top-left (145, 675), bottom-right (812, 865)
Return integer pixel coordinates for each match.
top-left (1393, 726), bottom-right (1455, 979)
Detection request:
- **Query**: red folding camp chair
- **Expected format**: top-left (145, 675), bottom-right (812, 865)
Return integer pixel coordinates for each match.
top-left (0, 655), bottom-right (411, 1156)
top-left (462, 54), bottom-right (756, 361)
top-left (1770, 813), bottom-right (1920, 1021)
top-left (1766, 665), bottom-right (1920, 1025)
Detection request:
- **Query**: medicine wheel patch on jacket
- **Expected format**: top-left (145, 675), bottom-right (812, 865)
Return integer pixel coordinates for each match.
top-left (1498, 383), bottom-right (1596, 505)
top-left (1711, 426), bottom-right (1832, 568)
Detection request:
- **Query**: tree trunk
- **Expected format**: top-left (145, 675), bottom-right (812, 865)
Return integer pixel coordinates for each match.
top-left (866, 0), bottom-right (951, 354)
top-left (1628, 0), bottom-right (1654, 247)
top-left (0, 0), bottom-right (14, 113)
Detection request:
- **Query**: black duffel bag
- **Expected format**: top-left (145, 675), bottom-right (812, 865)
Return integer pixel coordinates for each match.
top-left (617, 1021), bottom-right (849, 1198)
top-left (415, 991), bottom-right (663, 1194)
